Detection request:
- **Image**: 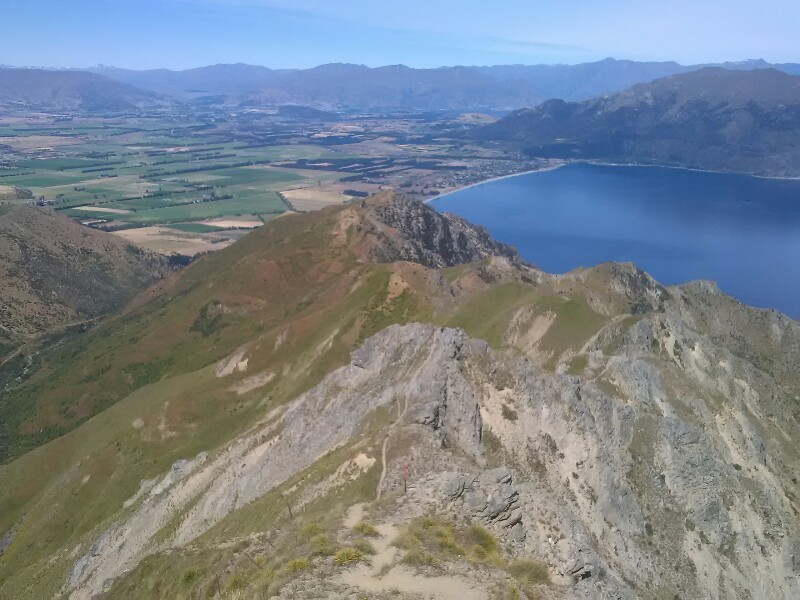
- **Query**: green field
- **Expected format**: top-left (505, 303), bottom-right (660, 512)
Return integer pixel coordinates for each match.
top-left (2, 120), bottom-right (347, 238)
top-left (166, 222), bottom-right (226, 233)
top-left (120, 193), bottom-right (287, 224)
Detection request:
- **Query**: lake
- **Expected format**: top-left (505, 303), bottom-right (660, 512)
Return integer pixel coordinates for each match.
top-left (431, 163), bottom-right (800, 317)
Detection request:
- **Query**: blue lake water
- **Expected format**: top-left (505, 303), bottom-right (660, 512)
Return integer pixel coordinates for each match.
top-left (431, 163), bottom-right (800, 318)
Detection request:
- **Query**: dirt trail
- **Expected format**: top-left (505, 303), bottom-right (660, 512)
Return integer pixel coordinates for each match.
top-left (342, 503), bottom-right (366, 529)
top-left (376, 395), bottom-right (409, 500)
top-left (338, 505), bottom-right (487, 600)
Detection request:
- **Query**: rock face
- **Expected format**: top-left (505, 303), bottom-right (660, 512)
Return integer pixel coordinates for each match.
top-left (66, 324), bottom-right (486, 599)
top-left (67, 309), bottom-right (800, 598)
top-left (361, 191), bottom-right (519, 268)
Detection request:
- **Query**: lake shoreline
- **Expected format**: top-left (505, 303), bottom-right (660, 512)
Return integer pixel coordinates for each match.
top-left (428, 161), bottom-right (800, 317)
top-left (425, 160), bottom-right (800, 205)
top-left (575, 160), bottom-right (800, 182)
top-left (423, 162), bottom-right (566, 204)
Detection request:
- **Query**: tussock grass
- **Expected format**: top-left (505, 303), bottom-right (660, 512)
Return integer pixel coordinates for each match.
top-left (283, 557), bottom-right (309, 573)
top-left (333, 547), bottom-right (365, 565)
top-left (352, 521), bottom-right (379, 537)
top-left (392, 515), bottom-right (549, 596)
top-left (353, 539), bottom-right (376, 555)
top-left (393, 516), bottom-right (504, 566)
top-left (507, 558), bottom-right (550, 585)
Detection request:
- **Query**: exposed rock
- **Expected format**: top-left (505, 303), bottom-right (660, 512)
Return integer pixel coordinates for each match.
top-left (0, 529), bottom-right (13, 556)
top-left (66, 297), bottom-right (800, 599)
top-left (361, 191), bottom-right (519, 268)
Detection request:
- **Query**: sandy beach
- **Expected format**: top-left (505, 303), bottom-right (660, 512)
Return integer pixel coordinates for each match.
top-left (424, 162), bottom-right (566, 204)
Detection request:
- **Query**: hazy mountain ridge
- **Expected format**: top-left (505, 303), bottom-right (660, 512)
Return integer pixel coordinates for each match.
top-left (87, 63), bottom-right (291, 99)
top-left (4, 58), bottom-right (800, 112)
top-left (474, 67), bottom-right (800, 176)
top-left (0, 68), bottom-right (176, 112)
top-left (0, 193), bottom-right (797, 599)
top-left (88, 58), bottom-right (800, 109)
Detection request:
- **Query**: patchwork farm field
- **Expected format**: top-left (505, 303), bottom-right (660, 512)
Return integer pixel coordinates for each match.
top-left (0, 110), bottom-right (514, 254)
top-left (0, 117), bottom-right (354, 254)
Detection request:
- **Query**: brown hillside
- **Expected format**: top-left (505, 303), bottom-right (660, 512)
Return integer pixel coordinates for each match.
top-left (0, 205), bottom-right (176, 353)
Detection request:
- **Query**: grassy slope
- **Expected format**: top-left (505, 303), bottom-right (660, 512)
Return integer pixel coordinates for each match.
top-left (0, 203), bottom-right (613, 599)
top-left (0, 204), bottom-right (174, 357)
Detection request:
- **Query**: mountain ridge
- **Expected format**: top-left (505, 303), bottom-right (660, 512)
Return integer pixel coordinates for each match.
top-left (5, 58), bottom-right (800, 112)
top-left (87, 58), bottom-right (800, 108)
top-left (473, 67), bottom-right (800, 176)
top-left (0, 68), bottom-right (176, 112)
top-left (0, 192), bottom-right (797, 599)
top-left (0, 204), bottom-right (177, 355)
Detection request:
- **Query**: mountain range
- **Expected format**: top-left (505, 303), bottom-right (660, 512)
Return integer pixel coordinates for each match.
top-left (0, 69), bottom-right (174, 112)
top-left (474, 67), bottom-right (800, 176)
top-left (3, 57), bottom-right (800, 113)
top-left (0, 192), bottom-right (797, 599)
top-left (89, 58), bottom-right (800, 109)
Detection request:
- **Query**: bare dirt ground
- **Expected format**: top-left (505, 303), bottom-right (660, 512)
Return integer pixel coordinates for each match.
top-left (113, 226), bottom-right (234, 255)
top-left (336, 504), bottom-right (488, 599)
top-left (73, 205), bottom-right (131, 214)
top-left (200, 218), bottom-right (263, 229)
top-left (1, 135), bottom-right (80, 150)
top-left (281, 187), bottom-right (351, 212)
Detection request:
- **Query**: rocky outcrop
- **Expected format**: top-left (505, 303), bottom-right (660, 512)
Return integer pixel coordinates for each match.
top-left (6, 189), bottom-right (797, 600)
top-left (361, 191), bottom-right (519, 268)
top-left (66, 324), bottom-right (486, 599)
top-left (67, 300), bottom-right (800, 599)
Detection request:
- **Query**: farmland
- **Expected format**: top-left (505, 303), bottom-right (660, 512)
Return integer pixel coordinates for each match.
top-left (0, 115), bottom-right (356, 254)
top-left (0, 109), bottom-right (551, 255)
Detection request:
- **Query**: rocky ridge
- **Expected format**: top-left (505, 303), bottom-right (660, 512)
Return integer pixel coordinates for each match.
top-left (0, 193), bottom-right (797, 600)
top-left (360, 191), bottom-right (519, 268)
top-left (70, 299), bottom-right (800, 598)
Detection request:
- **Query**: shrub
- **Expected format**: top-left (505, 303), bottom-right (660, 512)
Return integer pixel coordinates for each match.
top-left (508, 559), bottom-right (550, 585)
top-left (283, 557), bottom-right (309, 573)
top-left (401, 546), bottom-right (437, 566)
top-left (352, 521), bottom-right (379, 537)
top-left (467, 524), bottom-right (499, 554)
top-left (501, 404), bottom-right (519, 421)
top-left (225, 570), bottom-right (250, 591)
top-left (311, 534), bottom-right (335, 556)
top-left (333, 547), bottom-right (364, 565)
top-left (299, 523), bottom-right (324, 538)
top-left (354, 539), bottom-right (377, 555)
top-left (180, 566), bottom-right (202, 586)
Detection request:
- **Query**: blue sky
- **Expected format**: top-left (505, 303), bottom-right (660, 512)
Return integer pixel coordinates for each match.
top-left (4, 0), bottom-right (799, 70)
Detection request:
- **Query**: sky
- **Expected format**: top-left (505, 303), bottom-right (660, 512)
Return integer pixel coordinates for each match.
top-left (3, 0), bottom-right (799, 70)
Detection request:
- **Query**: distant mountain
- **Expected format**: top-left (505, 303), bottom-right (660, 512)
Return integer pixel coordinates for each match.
top-left (713, 58), bottom-right (800, 75)
top-left (89, 63), bottom-right (289, 99)
top-left (0, 204), bottom-right (176, 354)
top-left (243, 63), bottom-right (543, 111)
top-left (474, 68), bottom-right (800, 176)
top-left (88, 59), bottom-right (800, 111)
top-left (92, 63), bottom-right (542, 110)
top-left (0, 68), bottom-right (174, 112)
top-left (474, 58), bottom-right (694, 101)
